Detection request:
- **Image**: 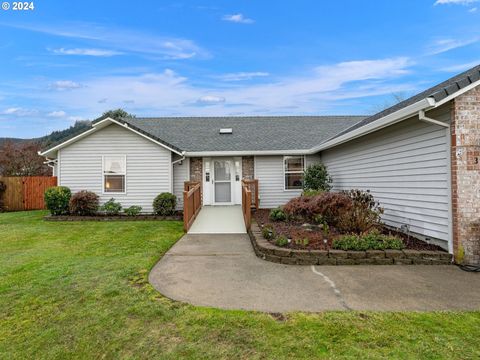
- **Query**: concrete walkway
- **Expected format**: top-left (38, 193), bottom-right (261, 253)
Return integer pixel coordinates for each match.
top-left (188, 206), bottom-right (246, 234)
top-left (149, 234), bottom-right (480, 312)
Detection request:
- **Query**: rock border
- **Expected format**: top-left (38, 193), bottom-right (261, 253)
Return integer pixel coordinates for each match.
top-left (248, 222), bottom-right (452, 265)
top-left (44, 214), bottom-right (182, 221)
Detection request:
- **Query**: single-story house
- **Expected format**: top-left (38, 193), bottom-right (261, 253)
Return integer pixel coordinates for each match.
top-left (40, 64), bottom-right (480, 264)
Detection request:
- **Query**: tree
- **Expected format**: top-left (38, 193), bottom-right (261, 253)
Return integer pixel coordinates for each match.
top-left (0, 141), bottom-right (50, 176)
top-left (303, 163), bottom-right (332, 192)
top-left (96, 109), bottom-right (135, 121)
top-left (369, 92), bottom-right (410, 113)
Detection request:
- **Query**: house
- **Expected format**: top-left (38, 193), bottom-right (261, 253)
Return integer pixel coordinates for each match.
top-left (40, 64), bottom-right (480, 264)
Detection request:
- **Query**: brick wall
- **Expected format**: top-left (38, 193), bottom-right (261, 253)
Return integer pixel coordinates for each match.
top-left (189, 157), bottom-right (203, 183)
top-left (242, 156), bottom-right (255, 179)
top-left (451, 86), bottom-right (480, 265)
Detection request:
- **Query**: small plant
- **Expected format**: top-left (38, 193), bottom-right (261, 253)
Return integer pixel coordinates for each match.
top-left (44, 186), bottom-right (72, 215)
top-left (322, 222), bottom-right (330, 237)
top-left (153, 192), bottom-right (177, 216)
top-left (332, 230), bottom-right (404, 251)
top-left (69, 190), bottom-right (99, 216)
top-left (124, 205), bottom-right (142, 216)
top-left (100, 198), bottom-right (122, 215)
top-left (269, 207), bottom-right (286, 222)
top-left (275, 235), bottom-right (289, 247)
top-left (262, 224), bottom-right (275, 240)
top-left (303, 163), bottom-right (332, 192)
top-left (294, 237), bottom-right (309, 247)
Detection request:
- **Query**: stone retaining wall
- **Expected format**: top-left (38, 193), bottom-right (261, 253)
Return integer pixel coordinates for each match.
top-left (249, 222), bottom-right (453, 265)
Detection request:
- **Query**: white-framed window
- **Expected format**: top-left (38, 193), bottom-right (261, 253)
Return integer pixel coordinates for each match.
top-left (103, 155), bottom-right (126, 193)
top-left (284, 155), bottom-right (305, 190)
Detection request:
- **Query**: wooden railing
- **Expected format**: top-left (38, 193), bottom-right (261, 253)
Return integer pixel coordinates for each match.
top-left (242, 182), bottom-right (252, 231)
top-left (241, 179), bottom-right (259, 210)
top-left (183, 181), bottom-right (201, 232)
top-left (241, 179), bottom-right (259, 231)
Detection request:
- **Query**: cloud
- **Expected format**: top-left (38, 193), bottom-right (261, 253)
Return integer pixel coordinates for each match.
top-left (68, 116), bottom-right (84, 121)
top-left (469, 6), bottom-right (478, 11)
top-left (3, 22), bottom-right (208, 59)
top-left (98, 98), bottom-right (108, 103)
top-left (440, 60), bottom-right (480, 72)
top-left (222, 14), bottom-right (254, 24)
top-left (426, 37), bottom-right (480, 55)
top-left (434, 0), bottom-right (477, 4)
top-left (47, 110), bottom-right (67, 117)
top-left (196, 95), bottom-right (226, 105)
top-left (49, 80), bottom-right (83, 91)
top-left (2, 107), bottom-right (38, 116)
top-left (51, 47), bottom-right (122, 57)
top-left (218, 72), bottom-right (269, 81)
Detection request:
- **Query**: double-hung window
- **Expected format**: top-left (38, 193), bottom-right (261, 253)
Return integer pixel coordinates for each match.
top-left (284, 155), bottom-right (305, 190)
top-left (103, 155), bottom-right (126, 193)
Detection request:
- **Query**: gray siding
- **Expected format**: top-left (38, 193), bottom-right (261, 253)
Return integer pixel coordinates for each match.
top-left (59, 123), bottom-right (172, 213)
top-left (173, 157), bottom-right (189, 210)
top-left (321, 105), bottom-right (451, 246)
top-left (255, 155), bottom-right (320, 208)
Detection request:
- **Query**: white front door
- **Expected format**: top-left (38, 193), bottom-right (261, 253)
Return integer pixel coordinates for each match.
top-left (213, 159), bottom-right (233, 204)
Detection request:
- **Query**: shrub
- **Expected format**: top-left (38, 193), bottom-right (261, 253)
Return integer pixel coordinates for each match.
top-left (269, 207), bottom-right (286, 222)
top-left (69, 191), bottom-right (99, 216)
top-left (302, 189), bottom-right (324, 197)
top-left (0, 181), bottom-right (6, 212)
top-left (44, 186), bottom-right (71, 215)
top-left (284, 192), bottom-right (353, 225)
top-left (262, 224), bottom-right (275, 240)
top-left (332, 230), bottom-right (404, 251)
top-left (303, 163), bottom-right (332, 192)
top-left (275, 235), bottom-right (289, 247)
top-left (336, 189), bottom-right (384, 233)
top-left (153, 192), bottom-right (177, 216)
top-left (124, 205), bottom-right (142, 216)
top-left (100, 198), bottom-right (122, 215)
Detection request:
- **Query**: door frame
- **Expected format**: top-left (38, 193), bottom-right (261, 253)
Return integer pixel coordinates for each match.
top-left (202, 157), bottom-right (241, 206)
top-left (212, 158), bottom-right (234, 205)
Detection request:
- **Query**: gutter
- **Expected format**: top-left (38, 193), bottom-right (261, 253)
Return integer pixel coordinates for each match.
top-left (418, 110), bottom-right (450, 128)
top-left (172, 155), bottom-right (186, 165)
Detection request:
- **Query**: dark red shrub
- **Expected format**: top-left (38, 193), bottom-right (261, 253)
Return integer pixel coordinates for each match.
top-left (336, 189), bottom-right (384, 233)
top-left (69, 190), bottom-right (99, 216)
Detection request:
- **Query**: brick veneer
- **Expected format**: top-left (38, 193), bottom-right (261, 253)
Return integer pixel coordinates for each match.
top-left (451, 86), bottom-right (480, 265)
top-left (189, 157), bottom-right (203, 183)
top-left (242, 156), bottom-right (255, 179)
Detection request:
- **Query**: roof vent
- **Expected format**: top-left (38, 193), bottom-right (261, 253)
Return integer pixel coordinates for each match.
top-left (219, 128), bottom-right (233, 134)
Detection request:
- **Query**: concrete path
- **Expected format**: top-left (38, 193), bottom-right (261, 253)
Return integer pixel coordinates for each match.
top-left (188, 206), bottom-right (246, 234)
top-left (149, 234), bottom-right (480, 312)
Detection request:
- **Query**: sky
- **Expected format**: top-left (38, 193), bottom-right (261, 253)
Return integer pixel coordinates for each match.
top-left (0, 0), bottom-right (479, 138)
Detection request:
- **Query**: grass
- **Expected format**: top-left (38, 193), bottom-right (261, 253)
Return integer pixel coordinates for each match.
top-left (0, 211), bottom-right (479, 359)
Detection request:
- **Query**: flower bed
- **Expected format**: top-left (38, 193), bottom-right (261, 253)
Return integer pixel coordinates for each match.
top-left (253, 209), bottom-right (446, 252)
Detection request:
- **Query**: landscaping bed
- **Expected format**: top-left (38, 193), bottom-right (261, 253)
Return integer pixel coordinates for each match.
top-left (253, 209), bottom-right (445, 252)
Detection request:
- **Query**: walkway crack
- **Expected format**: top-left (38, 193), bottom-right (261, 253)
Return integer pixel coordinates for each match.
top-left (311, 266), bottom-right (352, 311)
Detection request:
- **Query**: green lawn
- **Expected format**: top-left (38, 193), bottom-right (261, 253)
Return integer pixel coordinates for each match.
top-left (0, 211), bottom-right (479, 359)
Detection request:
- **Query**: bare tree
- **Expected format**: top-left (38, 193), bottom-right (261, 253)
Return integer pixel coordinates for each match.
top-left (369, 92), bottom-right (410, 114)
top-left (0, 141), bottom-right (50, 176)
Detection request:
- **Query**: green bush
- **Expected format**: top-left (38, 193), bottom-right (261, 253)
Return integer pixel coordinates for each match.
top-left (124, 205), bottom-right (142, 216)
top-left (69, 191), bottom-right (99, 216)
top-left (302, 189), bottom-right (324, 197)
top-left (153, 193), bottom-right (177, 216)
top-left (303, 163), bottom-right (332, 192)
top-left (100, 198), bottom-right (122, 215)
top-left (44, 186), bottom-right (72, 215)
top-left (275, 235), bottom-right (289, 247)
top-left (269, 207), bottom-right (286, 222)
top-left (262, 224), bottom-right (275, 240)
top-left (332, 230), bottom-right (404, 251)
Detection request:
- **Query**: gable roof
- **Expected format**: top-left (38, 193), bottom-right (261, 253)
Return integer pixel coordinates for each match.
top-left (332, 63), bottom-right (480, 140)
top-left (120, 116), bottom-right (365, 153)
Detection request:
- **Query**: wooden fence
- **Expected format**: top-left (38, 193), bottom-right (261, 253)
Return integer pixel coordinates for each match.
top-left (0, 176), bottom-right (57, 211)
top-left (183, 181), bottom-right (202, 232)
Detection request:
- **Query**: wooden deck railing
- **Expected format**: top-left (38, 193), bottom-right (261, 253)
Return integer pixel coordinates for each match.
top-left (241, 179), bottom-right (259, 210)
top-left (183, 181), bottom-right (201, 232)
top-left (241, 179), bottom-right (259, 231)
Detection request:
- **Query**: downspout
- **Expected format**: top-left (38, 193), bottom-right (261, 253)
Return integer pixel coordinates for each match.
top-left (172, 152), bottom-right (186, 165)
top-left (418, 110), bottom-right (449, 128)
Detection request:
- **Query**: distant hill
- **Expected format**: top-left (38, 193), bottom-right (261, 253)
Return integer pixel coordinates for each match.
top-left (0, 120), bottom-right (92, 149)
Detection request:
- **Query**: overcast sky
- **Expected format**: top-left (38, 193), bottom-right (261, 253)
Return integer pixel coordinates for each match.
top-left (0, 0), bottom-right (479, 138)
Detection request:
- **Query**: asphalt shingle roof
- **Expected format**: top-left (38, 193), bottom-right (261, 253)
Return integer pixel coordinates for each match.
top-left (120, 116), bottom-right (365, 152)
top-left (332, 63), bottom-right (480, 139)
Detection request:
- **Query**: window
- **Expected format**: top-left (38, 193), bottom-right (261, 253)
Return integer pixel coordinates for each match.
top-left (103, 155), bottom-right (126, 193)
top-left (284, 156), bottom-right (304, 190)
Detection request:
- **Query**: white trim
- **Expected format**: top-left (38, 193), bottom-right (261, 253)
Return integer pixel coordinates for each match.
top-left (446, 126), bottom-right (454, 255)
top-left (419, 110), bottom-right (450, 128)
top-left (39, 117), bottom-right (183, 157)
top-left (433, 78), bottom-right (480, 108)
top-left (102, 155), bottom-right (127, 195)
top-left (186, 149), bottom-right (309, 157)
top-left (57, 149), bottom-right (61, 185)
top-left (283, 155), bottom-right (305, 191)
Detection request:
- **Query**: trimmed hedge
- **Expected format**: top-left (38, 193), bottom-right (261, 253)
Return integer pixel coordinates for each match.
top-left (44, 186), bottom-right (72, 215)
top-left (153, 192), bottom-right (177, 216)
top-left (69, 191), bottom-right (99, 216)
